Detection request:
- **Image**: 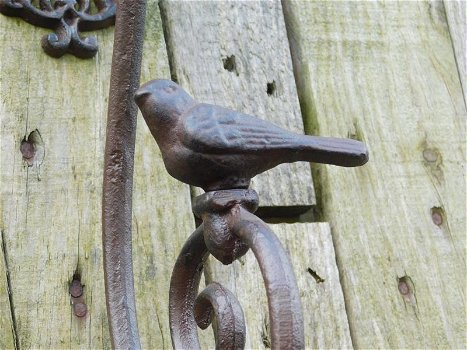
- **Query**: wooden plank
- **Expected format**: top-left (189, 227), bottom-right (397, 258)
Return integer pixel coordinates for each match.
top-left (159, 0), bottom-right (315, 211)
top-left (0, 1), bottom-right (194, 348)
top-left (201, 223), bottom-right (352, 349)
top-left (283, 1), bottom-right (466, 348)
top-left (444, 0), bottom-right (467, 102)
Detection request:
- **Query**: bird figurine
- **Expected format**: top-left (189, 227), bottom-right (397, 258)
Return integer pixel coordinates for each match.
top-left (135, 79), bottom-right (368, 191)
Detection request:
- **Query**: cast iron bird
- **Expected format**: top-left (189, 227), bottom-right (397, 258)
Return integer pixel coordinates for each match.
top-left (135, 79), bottom-right (368, 191)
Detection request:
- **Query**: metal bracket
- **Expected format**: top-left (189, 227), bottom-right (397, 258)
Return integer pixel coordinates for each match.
top-left (0, 0), bottom-right (115, 58)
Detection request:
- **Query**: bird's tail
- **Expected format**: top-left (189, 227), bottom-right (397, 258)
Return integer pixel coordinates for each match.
top-left (297, 135), bottom-right (369, 167)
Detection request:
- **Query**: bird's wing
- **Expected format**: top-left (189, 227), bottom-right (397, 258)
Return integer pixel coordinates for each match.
top-left (182, 104), bottom-right (298, 154)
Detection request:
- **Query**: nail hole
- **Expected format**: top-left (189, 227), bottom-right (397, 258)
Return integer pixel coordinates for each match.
top-left (307, 267), bottom-right (325, 283)
top-left (20, 140), bottom-right (35, 162)
top-left (20, 129), bottom-right (45, 168)
top-left (430, 207), bottom-right (444, 226)
top-left (266, 81), bottom-right (276, 96)
top-left (222, 55), bottom-right (238, 75)
top-left (397, 275), bottom-right (416, 303)
top-left (423, 148), bottom-right (439, 163)
top-left (422, 146), bottom-right (444, 184)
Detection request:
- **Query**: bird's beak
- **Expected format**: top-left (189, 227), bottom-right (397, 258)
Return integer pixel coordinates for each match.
top-left (134, 87), bottom-right (151, 106)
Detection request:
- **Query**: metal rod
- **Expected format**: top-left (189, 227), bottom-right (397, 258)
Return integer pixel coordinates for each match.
top-left (102, 0), bottom-right (147, 348)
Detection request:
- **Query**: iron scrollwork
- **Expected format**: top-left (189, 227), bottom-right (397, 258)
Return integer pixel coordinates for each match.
top-left (170, 189), bottom-right (305, 349)
top-left (0, 0), bottom-right (115, 58)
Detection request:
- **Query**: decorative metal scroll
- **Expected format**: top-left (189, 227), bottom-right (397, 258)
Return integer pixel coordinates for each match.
top-left (170, 189), bottom-right (305, 349)
top-left (0, 0), bottom-right (115, 58)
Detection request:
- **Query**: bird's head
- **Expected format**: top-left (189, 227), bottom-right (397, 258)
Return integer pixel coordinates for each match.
top-left (135, 79), bottom-right (196, 130)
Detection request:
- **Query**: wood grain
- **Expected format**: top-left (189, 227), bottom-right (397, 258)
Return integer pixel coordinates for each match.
top-left (0, 1), bottom-right (194, 348)
top-left (202, 223), bottom-right (352, 349)
top-left (283, 1), bottom-right (466, 348)
top-left (444, 0), bottom-right (466, 102)
top-left (159, 0), bottom-right (315, 211)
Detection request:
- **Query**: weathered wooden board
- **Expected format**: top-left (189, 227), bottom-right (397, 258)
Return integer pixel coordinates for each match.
top-left (0, 1), bottom-right (194, 348)
top-left (201, 223), bottom-right (352, 349)
top-left (283, 1), bottom-right (466, 348)
top-left (444, 0), bottom-right (466, 102)
top-left (159, 0), bottom-right (315, 211)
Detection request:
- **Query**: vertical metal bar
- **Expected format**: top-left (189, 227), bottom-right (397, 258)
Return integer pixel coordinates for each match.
top-left (102, 0), bottom-right (147, 348)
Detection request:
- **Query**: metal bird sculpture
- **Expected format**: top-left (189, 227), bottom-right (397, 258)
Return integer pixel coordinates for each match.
top-left (135, 79), bottom-right (368, 191)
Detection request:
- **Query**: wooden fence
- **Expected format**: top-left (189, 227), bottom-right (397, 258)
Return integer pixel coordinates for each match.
top-left (0, 0), bottom-right (465, 348)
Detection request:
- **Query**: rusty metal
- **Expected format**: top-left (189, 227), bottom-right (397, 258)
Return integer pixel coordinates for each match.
top-left (69, 279), bottom-right (83, 298)
top-left (102, 0), bottom-right (147, 348)
top-left (0, 0), bottom-right (115, 58)
top-left (169, 226), bottom-right (247, 350)
top-left (73, 301), bottom-right (87, 317)
top-left (169, 189), bottom-right (305, 349)
top-left (183, 189), bottom-right (305, 349)
top-left (194, 282), bottom-right (246, 350)
top-left (135, 79), bottom-right (368, 191)
top-left (136, 79), bottom-right (368, 349)
top-left (169, 225), bottom-right (209, 350)
top-left (168, 223), bottom-right (247, 350)
top-left (69, 276), bottom-right (87, 318)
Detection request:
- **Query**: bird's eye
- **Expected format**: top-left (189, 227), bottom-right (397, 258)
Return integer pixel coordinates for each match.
top-left (163, 86), bottom-right (177, 93)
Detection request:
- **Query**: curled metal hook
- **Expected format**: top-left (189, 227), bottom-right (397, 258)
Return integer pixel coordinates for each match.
top-left (194, 283), bottom-right (246, 350)
top-left (169, 189), bottom-right (305, 349)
